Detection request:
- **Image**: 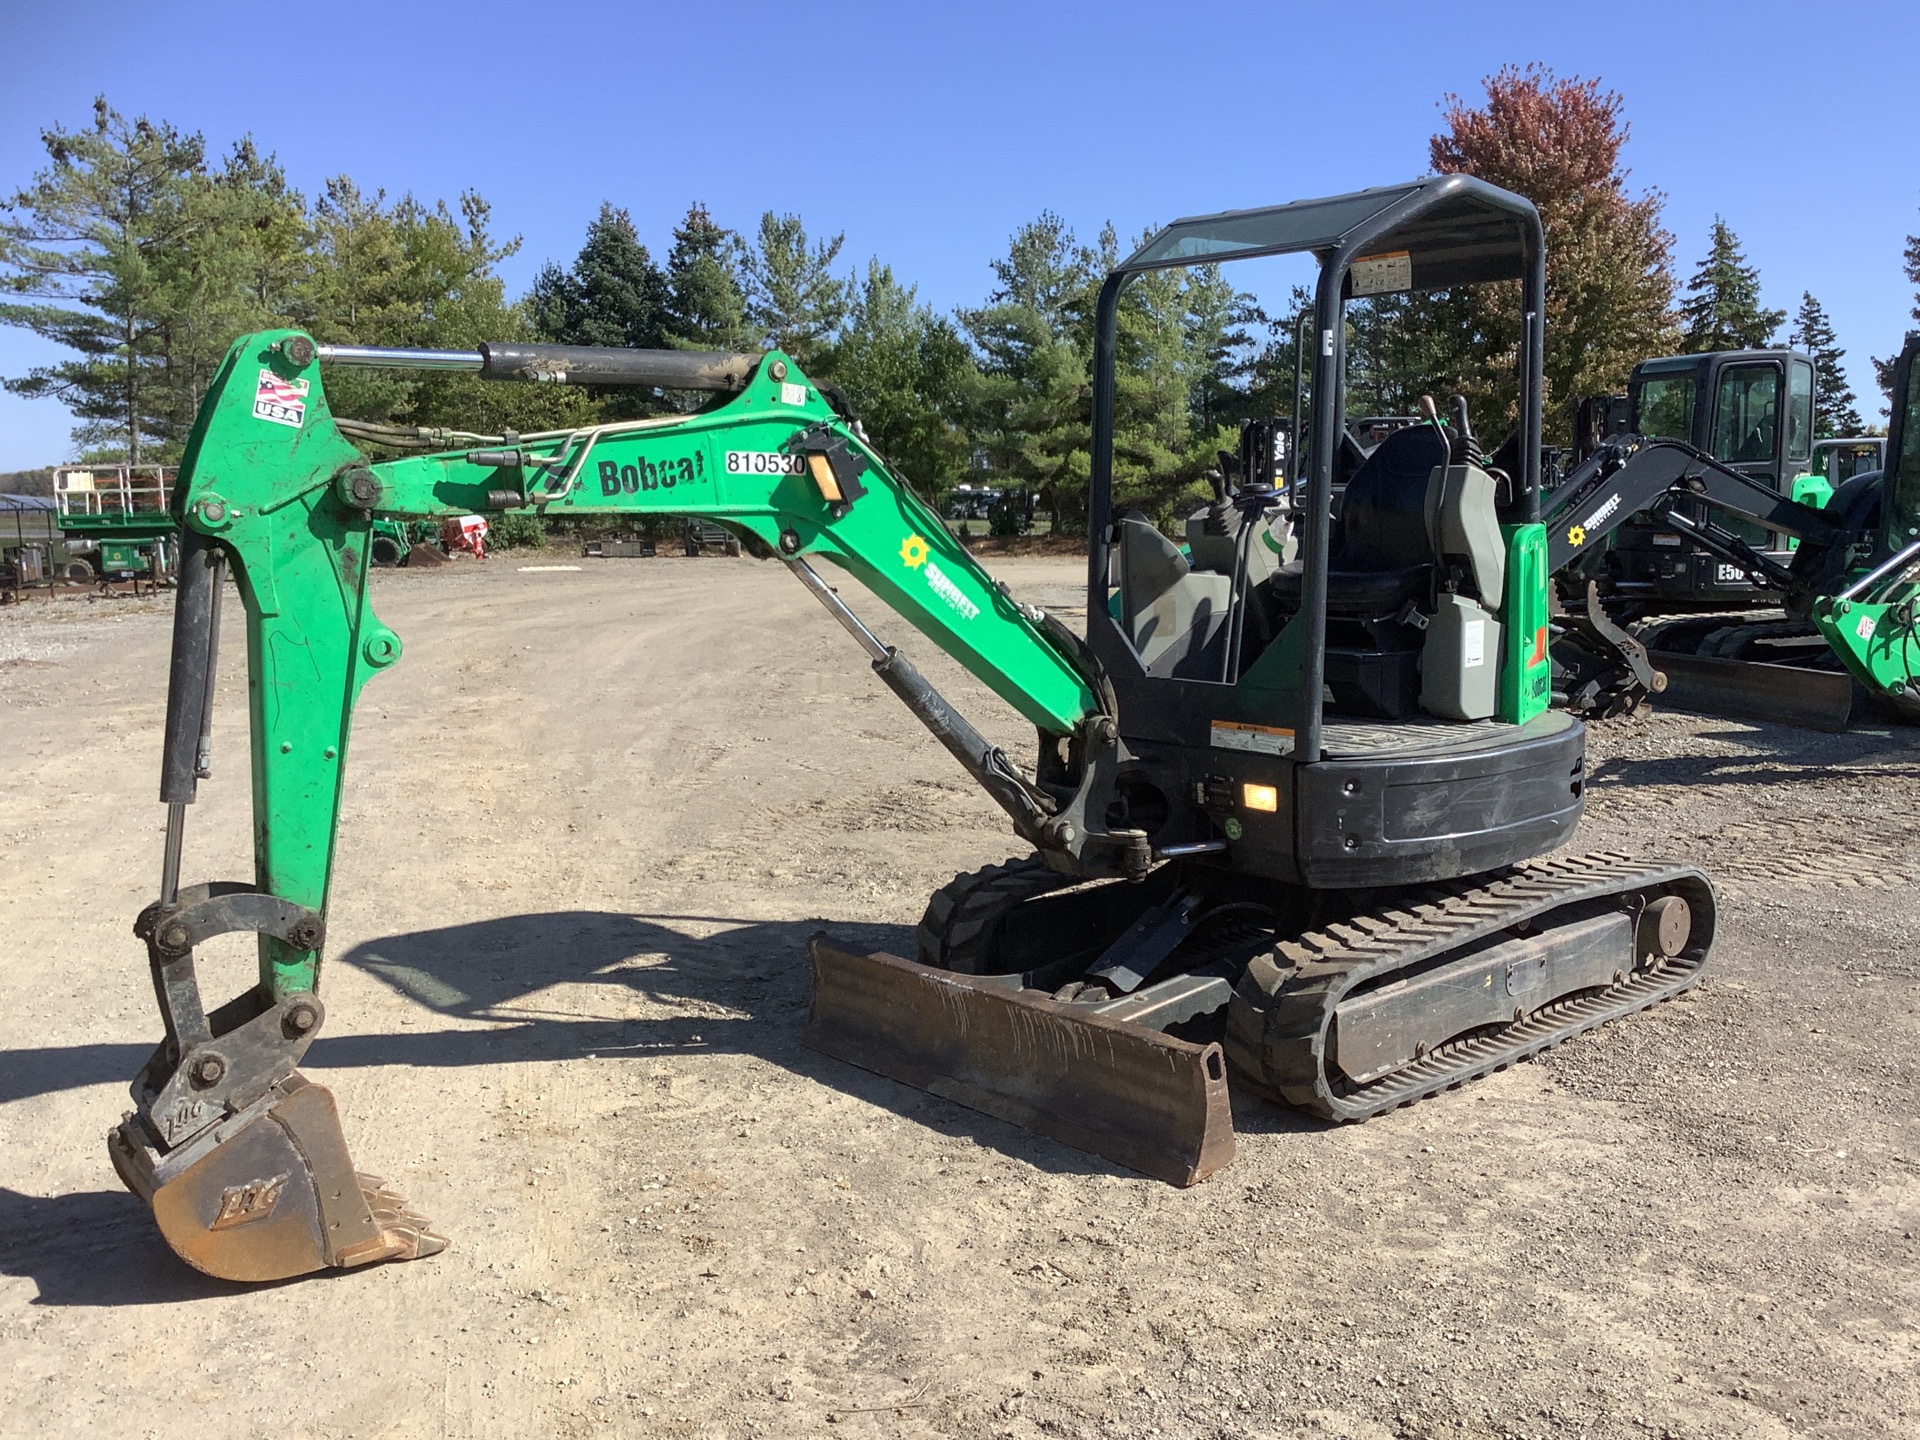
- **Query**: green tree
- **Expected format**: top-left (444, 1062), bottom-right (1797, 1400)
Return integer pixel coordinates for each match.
top-left (828, 260), bottom-right (974, 497)
top-left (0, 98), bottom-right (206, 462)
top-left (299, 182), bottom-right (592, 435)
top-left (1681, 218), bottom-right (1784, 353)
top-left (961, 213), bottom-right (1099, 532)
top-left (1789, 292), bottom-right (1863, 436)
top-left (155, 139), bottom-right (309, 444)
top-left (529, 203), bottom-right (666, 351)
top-left (1872, 209), bottom-right (1920, 405)
top-left (661, 202), bottom-right (753, 351)
top-left (742, 212), bottom-right (848, 370)
top-left (1183, 261), bottom-right (1262, 436)
top-left (1432, 65), bottom-right (1679, 441)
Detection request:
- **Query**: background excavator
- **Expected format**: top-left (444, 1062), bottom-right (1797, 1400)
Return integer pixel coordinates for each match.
top-left (118, 176), bottom-right (1721, 1284)
top-left (1542, 335), bottom-right (1920, 728)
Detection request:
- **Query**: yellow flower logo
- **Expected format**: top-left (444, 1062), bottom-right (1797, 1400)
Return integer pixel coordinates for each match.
top-left (1567, 524), bottom-right (1587, 548)
top-left (899, 534), bottom-right (930, 569)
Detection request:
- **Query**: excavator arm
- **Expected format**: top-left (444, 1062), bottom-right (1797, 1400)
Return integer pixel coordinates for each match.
top-left (1542, 434), bottom-right (1920, 716)
top-left (113, 329), bottom-right (1107, 1281)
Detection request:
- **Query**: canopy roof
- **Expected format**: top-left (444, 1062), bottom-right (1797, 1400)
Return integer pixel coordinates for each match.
top-left (1120, 175), bottom-right (1540, 292)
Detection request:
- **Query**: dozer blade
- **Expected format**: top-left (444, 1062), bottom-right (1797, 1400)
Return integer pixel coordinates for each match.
top-left (804, 937), bottom-right (1234, 1186)
top-left (1650, 650), bottom-right (1859, 732)
top-left (107, 1073), bottom-right (446, 1283)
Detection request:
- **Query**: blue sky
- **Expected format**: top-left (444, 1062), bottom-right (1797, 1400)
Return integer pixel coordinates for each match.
top-left (2, 0), bottom-right (1915, 469)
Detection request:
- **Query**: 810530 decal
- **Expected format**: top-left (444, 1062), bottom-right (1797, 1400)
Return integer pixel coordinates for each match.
top-left (725, 451), bottom-right (805, 476)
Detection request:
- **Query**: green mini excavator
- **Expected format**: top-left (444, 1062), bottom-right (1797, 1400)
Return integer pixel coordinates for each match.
top-left (117, 177), bottom-right (1727, 1283)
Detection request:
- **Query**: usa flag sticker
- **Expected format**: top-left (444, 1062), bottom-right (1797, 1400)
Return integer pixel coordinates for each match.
top-left (254, 369), bottom-right (309, 428)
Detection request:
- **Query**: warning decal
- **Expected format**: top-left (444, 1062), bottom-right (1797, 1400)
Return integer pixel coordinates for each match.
top-left (1351, 250), bottom-right (1413, 297)
top-left (1210, 720), bottom-right (1295, 757)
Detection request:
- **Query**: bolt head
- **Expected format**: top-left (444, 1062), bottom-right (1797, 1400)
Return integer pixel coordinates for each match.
top-left (199, 499), bottom-right (227, 524)
top-left (769, 360), bottom-right (789, 382)
top-left (189, 1053), bottom-right (227, 1087)
top-left (157, 922), bottom-right (192, 952)
top-left (279, 335), bottom-right (316, 368)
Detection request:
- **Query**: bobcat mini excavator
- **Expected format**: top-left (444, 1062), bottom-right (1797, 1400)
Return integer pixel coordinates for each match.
top-left (114, 176), bottom-right (1717, 1283)
top-left (1542, 332), bottom-right (1920, 728)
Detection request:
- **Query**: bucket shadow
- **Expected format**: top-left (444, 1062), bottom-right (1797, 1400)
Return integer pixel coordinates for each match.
top-left (0, 910), bottom-right (1129, 1306)
top-left (0, 1187), bottom-right (233, 1306)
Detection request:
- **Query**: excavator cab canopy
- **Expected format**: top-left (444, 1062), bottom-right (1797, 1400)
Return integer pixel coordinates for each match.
top-left (1088, 175), bottom-right (1548, 765)
top-left (1120, 178), bottom-right (1540, 293)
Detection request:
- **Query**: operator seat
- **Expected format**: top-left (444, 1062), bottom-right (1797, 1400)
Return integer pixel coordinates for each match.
top-left (1272, 422), bottom-right (1449, 611)
top-left (1269, 423), bottom-right (1510, 719)
top-left (1116, 513), bottom-right (1232, 675)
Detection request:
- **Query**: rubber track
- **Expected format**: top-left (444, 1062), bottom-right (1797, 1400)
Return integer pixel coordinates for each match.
top-left (1226, 851), bottom-right (1715, 1122)
top-left (915, 856), bottom-right (1068, 972)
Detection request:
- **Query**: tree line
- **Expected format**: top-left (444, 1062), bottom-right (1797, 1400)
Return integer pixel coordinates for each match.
top-left (5, 75), bottom-right (1913, 529)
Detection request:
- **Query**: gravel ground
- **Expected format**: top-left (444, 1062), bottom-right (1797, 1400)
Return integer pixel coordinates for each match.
top-left (1, 554), bottom-right (1915, 1440)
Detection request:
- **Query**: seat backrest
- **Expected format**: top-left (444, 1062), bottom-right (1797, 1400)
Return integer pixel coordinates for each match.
top-left (1423, 463), bottom-right (1506, 610)
top-left (1117, 513), bottom-right (1190, 628)
top-left (1117, 514), bottom-right (1232, 671)
top-left (1336, 423), bottom-right (1450, 572)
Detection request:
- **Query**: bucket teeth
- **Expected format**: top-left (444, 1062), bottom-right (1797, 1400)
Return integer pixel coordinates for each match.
top-left (354, 1173), bottom-right (449, 1262)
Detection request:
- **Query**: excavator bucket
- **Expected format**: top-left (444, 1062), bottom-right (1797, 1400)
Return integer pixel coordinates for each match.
top-left (803, 938), bottom-right (1235, 1186)
top-left (108, 1073), bottom-right (445, 1283)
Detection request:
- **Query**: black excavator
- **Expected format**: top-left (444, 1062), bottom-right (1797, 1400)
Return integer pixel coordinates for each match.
top-left (1542, 337), bottom-right (1920, 728)
top-left (117, 176), bottom-right (1719, 1283)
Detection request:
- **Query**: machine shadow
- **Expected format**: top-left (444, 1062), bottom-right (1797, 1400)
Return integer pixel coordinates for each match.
top-left (318, 909), bottom-right (1131, 1181)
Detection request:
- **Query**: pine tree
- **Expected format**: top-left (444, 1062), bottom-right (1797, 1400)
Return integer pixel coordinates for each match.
top-left (1182, 261), bottom-right (1260, 436)
top-left (530, 203), bottom-right (665, 351)
top-left (1789, 291), bottom-right (1863, 436)
top-left (1681, 219), bottom-right (1784, 352)
top-left (1872, 210), bottom-right (1920, 405)
top-left (828, 260), bottom-right (973, 497)
top-left (660, 203), bottom-right (752, 351)
top-left (961, 213), bottom-right (1102, 532)
top-left (157, 139), bottom-right (309, 443)
top-left (1432, 66), bottom-right (1678, 441)
top-left (0, 98), bottom-right (207, 462)
top-left (742, 213), bottom-right (848, 371)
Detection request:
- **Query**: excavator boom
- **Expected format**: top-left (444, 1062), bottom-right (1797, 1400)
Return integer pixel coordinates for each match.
top-left (1543, 421), bottom-right (1920, 725)
top-left (117, 329), bottom-right (1151, 1280)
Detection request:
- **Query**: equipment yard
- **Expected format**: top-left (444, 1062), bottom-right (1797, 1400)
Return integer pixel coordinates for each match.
top-left (3, 554), bottom-right (1916, 1440)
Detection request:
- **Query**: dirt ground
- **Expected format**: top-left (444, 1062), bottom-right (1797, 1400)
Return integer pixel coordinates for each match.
top-left (1, 553), bottom-right (1916, 1440)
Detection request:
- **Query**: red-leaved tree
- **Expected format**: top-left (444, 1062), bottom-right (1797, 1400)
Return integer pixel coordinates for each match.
top-left (1430, 65), bottom-right (1678, 439)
